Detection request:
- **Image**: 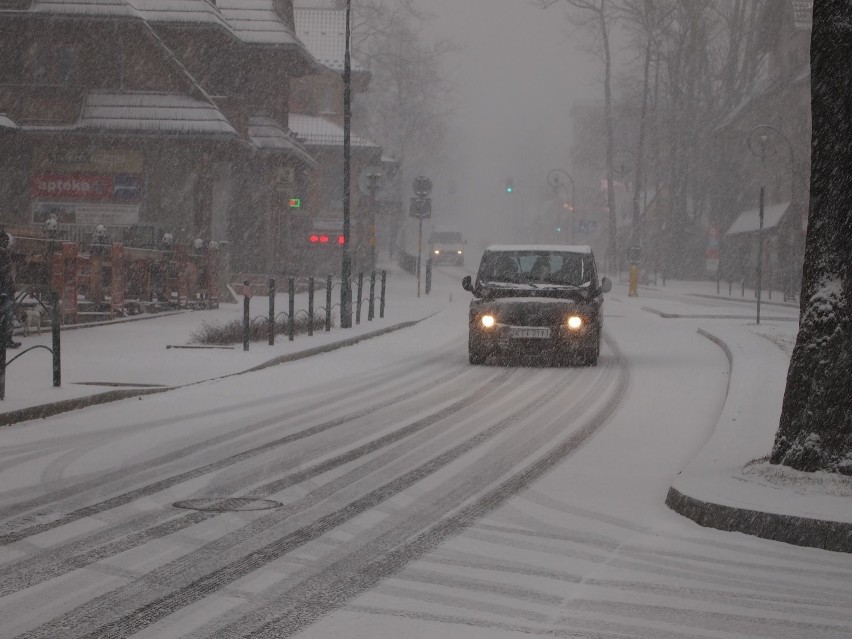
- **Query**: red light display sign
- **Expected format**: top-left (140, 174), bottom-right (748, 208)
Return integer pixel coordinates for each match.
top-left (309, 233), bottom-right (346, 245)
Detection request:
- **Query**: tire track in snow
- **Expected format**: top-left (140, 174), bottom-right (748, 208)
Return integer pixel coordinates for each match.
top-left (0, 341), bottom-right (463, 516)
top-left (0, 347), bottom-right (472, 542)
top-left (14, 365), bottom-right (589, 638)
top-left (204, 338), bottom-right (628, 638)
top-left (0, 365), bottom-right (513, 596)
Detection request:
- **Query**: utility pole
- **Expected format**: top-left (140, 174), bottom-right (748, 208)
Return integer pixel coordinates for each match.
top-left (340, 0), bottom-right (353, 328)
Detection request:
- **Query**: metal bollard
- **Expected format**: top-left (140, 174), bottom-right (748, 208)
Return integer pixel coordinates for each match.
top-left (325, 275), bottom-right (332, 332)
top-left (268, 278), bottom-right (275, 346)
top-left (288, 276), bottom-right (295, 342)
top-left (356, 272), bottom-right (363, 325)
top-left (308, 277), bottom-right (315, 336)
top-left (425, 259), bottom-right (432, 295)
top-left (368, 271), bottom-right (376, 321)
top-left (52, 291), bottom-right (60, 387)
top-left (380, 270), bottom-right (386, 318)
top-left (243, 284), bottom-right (250, 351)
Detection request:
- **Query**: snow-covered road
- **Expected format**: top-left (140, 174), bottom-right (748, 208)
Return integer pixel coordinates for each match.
top-left (0, 271), bottom-right (850, 638)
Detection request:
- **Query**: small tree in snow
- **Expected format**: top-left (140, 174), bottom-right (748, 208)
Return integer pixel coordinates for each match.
top-left (770, 0), bottom-right (852, 473)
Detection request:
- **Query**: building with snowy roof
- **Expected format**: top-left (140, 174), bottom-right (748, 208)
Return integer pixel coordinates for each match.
top-left (0, 0), bottom-right (328, 278)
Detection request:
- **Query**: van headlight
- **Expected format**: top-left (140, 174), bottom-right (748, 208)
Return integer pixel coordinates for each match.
top-left (481, 314), bottom-right (496, 328)
top-left (566, 315), bottom-right (583, 330)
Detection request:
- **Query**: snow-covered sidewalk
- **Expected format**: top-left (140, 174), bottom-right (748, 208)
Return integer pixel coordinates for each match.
top-left (0, 263), bottom-right (451, 420)
top-left (625, 279), bottom-right (852, 551)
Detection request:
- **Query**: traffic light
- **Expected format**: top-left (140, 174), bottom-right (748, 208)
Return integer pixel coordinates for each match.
top-left (505, 177), bottom-right (514, 193)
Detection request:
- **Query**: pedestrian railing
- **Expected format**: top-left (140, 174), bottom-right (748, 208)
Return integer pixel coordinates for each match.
top-left (0, 291), bottom-right (61, 400)
top-left (241, 270), bottom-right (387, 351)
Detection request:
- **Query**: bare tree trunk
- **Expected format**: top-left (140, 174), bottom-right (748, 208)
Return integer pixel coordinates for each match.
top-left (601, 0), bottom-right (618, 274)
top-left (771, 0), bottom-right (852, 473)
top-left (631, 26), bottom-right (653, 249)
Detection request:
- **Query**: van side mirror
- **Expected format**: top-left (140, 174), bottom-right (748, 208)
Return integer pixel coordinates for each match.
top-left (462, 275), bottom-right (473, 292)
top-left (600, 277), bottom-right (612, 294)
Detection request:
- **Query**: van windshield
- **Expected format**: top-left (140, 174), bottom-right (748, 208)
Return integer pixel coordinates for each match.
top-left (478, 250), bottom-right (594, 287)
top-left (431, 232), bottom-right (463, 244)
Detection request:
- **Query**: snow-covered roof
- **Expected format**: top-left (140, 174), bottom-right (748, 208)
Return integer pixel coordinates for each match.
top-left (26, 0), bottom-right (139, 18)
top-left (791, 0), bottom-right (812, 30)
top-left (725, 202), bottom-right (790, 235)
top-left (294, 8), bottom-right (365, 72)
top-left (288, 113), bottom-right (378, 148)
top-left (485, 244), bottom-right (593, 254)
top-left (715, 56), bottom-right (771, 132)
top-left (217, 0), bottom-right (301, 46)
top-left (8, 0), bottom-right (309, 50)
top-left (133, 0), bottom-right (231, 29)
top-left (0, 113), bottom-right (18, 130)
top-left (247, 115), bottom-right (317, 166)
top-left (80, 91), bottom-right (237, 135)
top-left (22, 91), bottom-right (240, 138)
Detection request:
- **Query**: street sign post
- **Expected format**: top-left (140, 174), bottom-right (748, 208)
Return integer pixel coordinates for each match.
top-left (410, 177), bottom-right (433, 298)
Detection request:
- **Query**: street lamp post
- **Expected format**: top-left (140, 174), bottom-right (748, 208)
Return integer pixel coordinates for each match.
top-left (44, 214), bottom-right (58, 293)
top-left (747, 124), bottom-right (798, 321)
top-left (547, 169), bottom-right (576, 243)
top-left (748, 124), bottom-right (799, 301)
top-left (340, 0), bottom-right (353, 328)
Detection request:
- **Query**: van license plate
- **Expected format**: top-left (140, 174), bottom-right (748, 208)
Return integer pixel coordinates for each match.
top-left (510, 327), bottom-right (550, 339)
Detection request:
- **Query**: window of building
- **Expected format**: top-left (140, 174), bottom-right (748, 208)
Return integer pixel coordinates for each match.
top-left (319, 85), bottom-right (337, 114)
top-left (32, 45), bottom-right (77, 86)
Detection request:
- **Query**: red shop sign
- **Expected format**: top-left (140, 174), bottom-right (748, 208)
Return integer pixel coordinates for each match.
top-left (31, 173), bottom-right (114, 201)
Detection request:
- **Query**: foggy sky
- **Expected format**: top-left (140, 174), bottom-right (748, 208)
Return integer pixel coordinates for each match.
top-left (410, 0), bottom-right (599, 250)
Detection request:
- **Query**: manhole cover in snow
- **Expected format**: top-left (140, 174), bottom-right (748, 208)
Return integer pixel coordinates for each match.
top-left (173, 498), bottom-right (282, 512)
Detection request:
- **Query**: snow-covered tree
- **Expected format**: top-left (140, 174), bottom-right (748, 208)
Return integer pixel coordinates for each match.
top-left (770, 0), bottom-right (852, 473)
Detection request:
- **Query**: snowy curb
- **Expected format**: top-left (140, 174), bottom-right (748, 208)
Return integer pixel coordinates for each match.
top-left (0, 387), bottom-right (173, 427)
top-left (666, 486), bottom-right (852, 552)
top-left (0, 317), bottom-right (429, 428)
top-left (665, 327), bottom-right (852, 553)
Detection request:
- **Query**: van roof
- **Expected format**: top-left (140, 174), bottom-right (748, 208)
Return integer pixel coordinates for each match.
top-left (485, 244), bottom-right (593, 254)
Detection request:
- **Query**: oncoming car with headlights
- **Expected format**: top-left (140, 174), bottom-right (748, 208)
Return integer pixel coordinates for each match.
top-left (462, 245), bottom-right (611, 365)
top-left (429, 230), bottom-right (466, 266)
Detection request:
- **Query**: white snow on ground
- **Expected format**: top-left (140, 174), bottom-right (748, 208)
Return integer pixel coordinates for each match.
top-left (0, 265), bottom-right (447, 411)
top-left (0, 263), bottom-right (850, 638)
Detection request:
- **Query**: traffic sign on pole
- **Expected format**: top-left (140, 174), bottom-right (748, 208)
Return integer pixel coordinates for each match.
top-left (626, 245), bottom-right (643, 266)
top-left (413, 176), bottom-right (433, 197)
top-left (409, 197), bottom-right (432, 219)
